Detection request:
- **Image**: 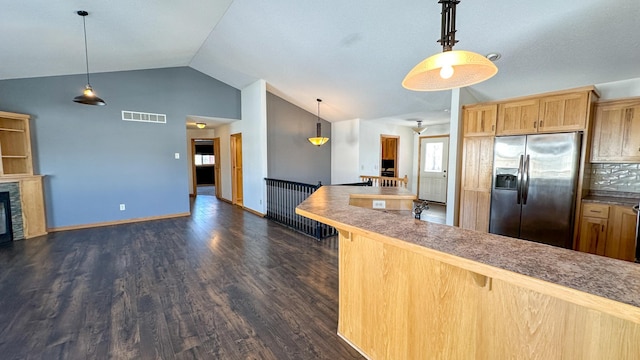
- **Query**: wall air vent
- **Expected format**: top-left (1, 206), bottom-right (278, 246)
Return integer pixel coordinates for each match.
top-left (121, 111), bottom-right (167, 124)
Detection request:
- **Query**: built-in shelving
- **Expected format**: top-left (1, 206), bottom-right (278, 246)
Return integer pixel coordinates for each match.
top-left (0, 111), bottom-right (33, 176)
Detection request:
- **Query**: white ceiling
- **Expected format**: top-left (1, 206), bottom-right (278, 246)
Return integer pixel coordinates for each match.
top-left (2, 0), bottom-right (640, 126)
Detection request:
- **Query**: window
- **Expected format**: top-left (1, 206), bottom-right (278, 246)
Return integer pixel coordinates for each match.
top-left (424, 142), bottom-right (443, 172)
top-left (194, 154), bottom-right (215, 166)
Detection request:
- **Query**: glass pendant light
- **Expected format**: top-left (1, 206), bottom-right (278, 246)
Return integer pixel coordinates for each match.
top-left (402, 0), bottom-right (497, 91)
top-left (308, 99), bottom-right (329, 146)
top-left (73, 10), bottom-right (106, 106)
top-left (412, 120), bottom-right (427, 134)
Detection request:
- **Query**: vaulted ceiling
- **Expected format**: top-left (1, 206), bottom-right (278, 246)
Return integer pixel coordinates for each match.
top-left (3, 0), bottom-right (640, 126)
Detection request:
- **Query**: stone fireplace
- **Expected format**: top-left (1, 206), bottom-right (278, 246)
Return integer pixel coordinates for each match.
top-left (0, 182), bottom-right (24, 241)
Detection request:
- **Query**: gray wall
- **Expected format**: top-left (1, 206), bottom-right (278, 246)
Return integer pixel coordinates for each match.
top-left (0, 67), bottom-right (240, 228)
top-left (266, 93), bottom-right (331, 185)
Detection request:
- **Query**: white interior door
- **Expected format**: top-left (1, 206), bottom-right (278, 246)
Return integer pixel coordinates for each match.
top-left (418, 136), bottom-right (449, 203)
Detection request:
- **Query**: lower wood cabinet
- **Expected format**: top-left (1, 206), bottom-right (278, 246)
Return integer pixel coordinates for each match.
top-left (19, 176), bottom-right (47, 239)
top-left (606, 206), bottom-right (637, 261)
top-left (578, 202), bottom-right (636, 261)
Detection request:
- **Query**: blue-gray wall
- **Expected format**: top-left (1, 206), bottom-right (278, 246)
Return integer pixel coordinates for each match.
top-left (0, 67), bottom-right (240, 228)
top-left (266, 93), bottom-right (331, 185)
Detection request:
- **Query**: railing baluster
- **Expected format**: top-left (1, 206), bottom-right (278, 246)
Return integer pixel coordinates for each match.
top-left (263, 178), bottom-right (337, 240)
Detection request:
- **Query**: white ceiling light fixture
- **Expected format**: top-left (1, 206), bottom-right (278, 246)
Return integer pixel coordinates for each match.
top-left (308, 99), bottom-right (329, 146)
top-left (196, 122), bottom-right (206, 129)
top-left (412, 120), bottom-right (427, 135)
top-left (402, 0), bottom-right (498, 92)
top-left (73, 10), bottom-right (106, 106)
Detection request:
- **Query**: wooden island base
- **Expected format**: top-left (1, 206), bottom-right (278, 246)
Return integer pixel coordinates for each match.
top-left (337, 230), bottom-right (639, 359)
top-left (296, 186), bottom-right (640, 360)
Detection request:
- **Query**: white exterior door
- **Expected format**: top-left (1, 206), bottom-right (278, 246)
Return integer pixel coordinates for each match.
top-left (418, 136), bottom-right (449, 203)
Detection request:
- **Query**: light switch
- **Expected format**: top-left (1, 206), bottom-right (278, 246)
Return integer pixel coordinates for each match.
top-left (174, 153), bottom-right (180, 159)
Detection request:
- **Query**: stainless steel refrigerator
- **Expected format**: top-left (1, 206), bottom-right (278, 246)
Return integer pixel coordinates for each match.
top-left (489, 132), bottom-right (581, 248)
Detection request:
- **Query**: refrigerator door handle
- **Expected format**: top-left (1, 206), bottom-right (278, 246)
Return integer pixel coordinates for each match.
top-left (523, 154), bottom-right (530, 205)
top-left (516, 155), bottom-right (524, 205)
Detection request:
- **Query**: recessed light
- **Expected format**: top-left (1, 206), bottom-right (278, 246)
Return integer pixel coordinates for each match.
top-left (486, 53), bottom-right (501, 62)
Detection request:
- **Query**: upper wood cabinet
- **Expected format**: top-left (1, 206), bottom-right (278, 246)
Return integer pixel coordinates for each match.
top-left (591, 98), bottom-right (640, 163)
top-left (463, 104), bottom-right (497, 136)
top-left (496, 99), bottom-right (539, 135)
top-left (496, 89), bottom-right (594, 136)
top-left (0, 111), bottom-right (33, 176)
top-left (381, 137), bottom-right (397, 160)
top-left (538, 92), bottom-right (589, 132)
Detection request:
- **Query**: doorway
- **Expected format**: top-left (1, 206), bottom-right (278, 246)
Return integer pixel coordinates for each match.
top-left (380, 135), bottom-right (399, 177)
top-left (418, 135), bottom-right (449, 203)
top-left (231, 133), bottom-right (243, 206)
top-left (191, 138), bottom-right (221, 198)
top-left (192, 139), bottom-right (215, 196)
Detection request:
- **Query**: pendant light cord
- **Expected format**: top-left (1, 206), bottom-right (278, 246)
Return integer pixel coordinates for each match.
top-left (82, 14), bottom-right (91, 86)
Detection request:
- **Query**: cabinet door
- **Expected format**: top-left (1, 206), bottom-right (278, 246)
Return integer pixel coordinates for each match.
top-left (591, 100), bottom-right (640, 162)
top-left (620, 105), bottom-right (640, 160)
top-left (496, 99), bottom-right (539, 135)
top-left (463, 104), bottom-right (497, 136)
top-left (459, 136), bottom-right (494, 232)
top-left (460, 136), bottom-right (494, 191)
top-left (538, 92), bottom-right (589, 132)
top-left (459, 190), bottom-right (491, 231)
top-left (606, 206), bottom-right (637, 262)
top-left (19, 177), bottom-right (47, 239)
top-left (578, 217), bottom-right (608, 255)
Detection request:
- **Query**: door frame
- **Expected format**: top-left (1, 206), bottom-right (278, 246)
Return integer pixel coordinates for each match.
top-left (191, 138), bottom-right (217, 197)
top-left (417, 134), bottom-right (450, 203)
top-left (380, 135), bottom-right (399, 177)
top-left (231, 133), bottom-right (243, 206)
top-left (213, 137), bottom-right (221, 198)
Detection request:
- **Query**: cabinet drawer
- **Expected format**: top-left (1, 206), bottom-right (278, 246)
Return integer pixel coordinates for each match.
top-left (582, 203), bottom-right (610, 219)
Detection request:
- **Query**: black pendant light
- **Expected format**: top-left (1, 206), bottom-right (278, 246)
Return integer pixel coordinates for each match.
top-left (308, 99), bottom-right (329, 146)
top-left (73, 10), bottom-right (106, 106)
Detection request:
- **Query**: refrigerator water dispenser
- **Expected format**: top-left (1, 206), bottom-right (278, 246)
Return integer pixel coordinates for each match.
top-left (494, 169), bottom-right (517, 190)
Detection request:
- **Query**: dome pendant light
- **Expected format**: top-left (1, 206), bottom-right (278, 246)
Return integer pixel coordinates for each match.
top-left (308, 99), bottom-right (329, 146)
top-left (73, 10), bottom-right (106, 106)
top-left (402, 0), bottom-right (497, 91)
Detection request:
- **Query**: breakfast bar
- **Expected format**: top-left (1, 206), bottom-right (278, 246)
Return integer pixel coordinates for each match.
top-left (296, 185), bottom-right (640, 359)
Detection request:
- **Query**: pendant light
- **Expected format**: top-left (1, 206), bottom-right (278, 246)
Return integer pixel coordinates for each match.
top-left (402, 0), bottom-right (497, 91)
top-left (412, 120), bottom-right (427, 134)
top-left (73, 10), bottom-right (106, 106)
top-left (308, 99), bottom-right (329, 146)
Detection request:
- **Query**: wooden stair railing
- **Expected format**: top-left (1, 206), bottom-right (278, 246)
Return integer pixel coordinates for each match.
top-left (359, 175), bottom-right (408, 188)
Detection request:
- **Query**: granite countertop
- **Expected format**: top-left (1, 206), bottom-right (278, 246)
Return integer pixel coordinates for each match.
top-left (582, 191), bottom-right (640, 207)
top-left (297, 185), bottom-right (640, 313)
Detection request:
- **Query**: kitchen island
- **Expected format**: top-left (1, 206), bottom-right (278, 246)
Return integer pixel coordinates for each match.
top-left (296, 186), bottom-right (640, 359)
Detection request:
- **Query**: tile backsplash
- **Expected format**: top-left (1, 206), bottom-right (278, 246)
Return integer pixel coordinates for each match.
top-left (590, 163), bottom-right (640, 193)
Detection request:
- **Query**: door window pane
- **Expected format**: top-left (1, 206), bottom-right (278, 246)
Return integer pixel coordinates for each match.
top-left (424, 143), bottom-right (443, 172)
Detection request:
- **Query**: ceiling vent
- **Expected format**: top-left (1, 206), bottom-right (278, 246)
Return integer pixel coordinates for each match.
top-left (121, 110), bottom-right (167, 124)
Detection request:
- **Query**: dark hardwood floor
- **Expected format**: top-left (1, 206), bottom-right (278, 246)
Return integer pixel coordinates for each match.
top-left (0, 196), bottom-right (363, 360)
